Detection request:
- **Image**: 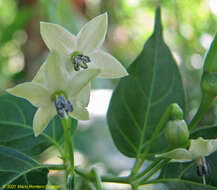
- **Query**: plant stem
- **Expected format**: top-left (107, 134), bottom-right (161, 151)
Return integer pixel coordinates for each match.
top-left (91, 168), bottom-right (103, 190)
top-left (131, 105), bottom-right (172, 175)
top-left (135, 158), bottom-right (170, 186)
top-left (75, 168), bottom-right (129, 184)
top-left (61, 118), bottom-right (74, 175)
top-left (131, 184), bottom-right (138, 190)
top-left (133, 158), bottom-right (163, 180)
top-left (189, 93), bottom-right (214, 132)
top-left (44, 164), bottom-right (66, 170)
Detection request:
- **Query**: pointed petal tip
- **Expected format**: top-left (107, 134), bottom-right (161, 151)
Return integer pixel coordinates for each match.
top-left (5, 88), bottom-right (11, 93)
top-left (40, 21), bottom-right (49, 30)
top-left (33, 125), bottom-right (40, 137)
top-left (99, 12), bottom-right (108, 19)
top-left (121, 70), bottom-right (129, 77)
top-left (34, 131), bottom-right (40, 137)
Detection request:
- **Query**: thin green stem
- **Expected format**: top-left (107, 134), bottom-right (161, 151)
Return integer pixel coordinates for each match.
top-left (131, 105), bottom-right (172, 175)
top-left (62, 118), bottom-right (74, 175)
top-left (75, 168), bottom-right (129, 184)
top-left (133, 158), bottom-right (163, 180)
top-left (135, 159), bottom-right (170, 186)
top-left (189, 93), bottom-right (214, 132)
top-left (131, 184), bottom-right (138, 190)
top-left (92, 168), bottom-right (103, 190)
top-left (44, 164), bottom-right (66, 170)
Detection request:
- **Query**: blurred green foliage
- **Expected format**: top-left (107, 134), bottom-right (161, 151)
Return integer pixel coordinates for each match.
top-left (1, 0), bottom-right (217, 106)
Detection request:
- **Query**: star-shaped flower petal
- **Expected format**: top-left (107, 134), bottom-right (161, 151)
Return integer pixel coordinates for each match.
top-left (40, 13), bottom-right (128, 78)
top-left (155, 137), bottom-right (217, 162)
top-left (7, 50), bottom-right (99, 137)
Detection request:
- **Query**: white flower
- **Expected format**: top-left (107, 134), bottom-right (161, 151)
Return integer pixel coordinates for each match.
top-left (7, 51), bottom-right (99, 136)
top-left (40, 12), bottom-right (128, 78)
top-left (156, 137), bottom-right (217, 162)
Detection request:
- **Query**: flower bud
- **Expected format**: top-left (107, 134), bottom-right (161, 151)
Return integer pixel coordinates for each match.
top-left (165, 120), bottom-right (189, 147)
top-left (169, 103), bottom-right (183, 120)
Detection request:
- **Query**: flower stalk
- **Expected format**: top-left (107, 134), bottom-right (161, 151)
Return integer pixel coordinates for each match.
top-left (61, 118), bottom-right (75, 176)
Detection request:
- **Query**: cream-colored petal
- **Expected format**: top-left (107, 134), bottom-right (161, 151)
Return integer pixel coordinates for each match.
top-left (74, 83), bottom-right (90, 107)
top-left (33, 61), bottom-right (46, 84)
top-left (89, 50), bottom-right (128, 78)
top-left (155, 148), bottom-right (195, 162)
top-left (43, 51), bottom-right (69, 93)
top-left (156, 137), bottom-right (217, 162)
top-left (40, 22), bottom-right (76, 55)
top-left (189, 137), bottom-right (217, 157)
top-left (77, 13), bottom-right (108, 54)
top-left (66, 69), bottom-right (99, 97)
top-left (33, 106), bottom-right (56, 137)
top-left (6, 82), bottom-right (50, 107)
top-left (69, 104), bottom-right (89, 120)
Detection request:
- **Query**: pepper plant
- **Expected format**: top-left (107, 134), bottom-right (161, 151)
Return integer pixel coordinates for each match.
top-left (1, 6), bottom-right (217, 190)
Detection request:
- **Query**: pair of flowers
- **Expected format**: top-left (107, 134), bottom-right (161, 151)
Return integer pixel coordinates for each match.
top-left (6, 12), bottom-right (217, 173)
top-left (7, 13), bottom-right (128, 137)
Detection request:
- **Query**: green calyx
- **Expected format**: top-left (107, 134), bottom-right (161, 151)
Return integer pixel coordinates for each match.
top-left (165, 120), bottom-right (189, 147)
top-left (169, 103), bottom-right (183, 120)
top-left (51, 90), bottom-right (68, 101)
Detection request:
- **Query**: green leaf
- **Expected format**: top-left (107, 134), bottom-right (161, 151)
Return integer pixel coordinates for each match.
top-left (0, 146), bottom-right (48, 189)
top-left (191, 125), bottom-right (217, 139)
top-left (203, 33), bottom-right (217, 73)
top-left (0, 93), bottom-right (77, 156)
top-left (151, 179), bottom-right (217, 190)
top-left (107, 7), bottom-right (185, 157)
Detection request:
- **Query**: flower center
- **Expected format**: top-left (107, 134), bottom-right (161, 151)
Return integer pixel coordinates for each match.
top-left (53, 94), bottom-right (73, 118)
top-left (70, 51), bottom-right (91, 71)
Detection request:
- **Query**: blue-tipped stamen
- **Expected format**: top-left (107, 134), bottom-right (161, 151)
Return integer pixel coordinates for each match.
top-left (54, 95), bottom-right (74, 118)
top-left (71, 53), bottom-right (91, 71)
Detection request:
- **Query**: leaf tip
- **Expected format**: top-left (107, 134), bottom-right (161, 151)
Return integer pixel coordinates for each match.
top-left (154, 6), bottom-right (163, 36)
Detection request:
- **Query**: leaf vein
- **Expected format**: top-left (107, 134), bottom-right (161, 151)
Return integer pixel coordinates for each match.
top-left (111, 116), bottom-right (138, 153)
